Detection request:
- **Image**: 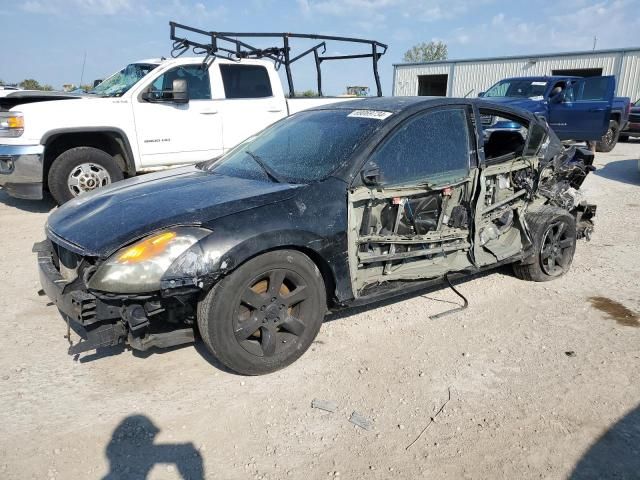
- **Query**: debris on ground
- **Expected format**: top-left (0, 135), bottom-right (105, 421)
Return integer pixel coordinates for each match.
top-left (349, 411), bottom-right (373, 431)
top-left (311, 398), bottom-right (338, 413)
top-left (406, 387), bottom-right (452, 450)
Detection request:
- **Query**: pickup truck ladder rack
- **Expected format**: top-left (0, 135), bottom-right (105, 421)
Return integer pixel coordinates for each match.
top-left (169, 21), bottom-right (388, 97)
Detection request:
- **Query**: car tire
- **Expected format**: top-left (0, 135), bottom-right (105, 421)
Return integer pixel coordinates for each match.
top-left (48, 147), bottom-right (123, 205)
top-left (197, 250), bottom-right (327, 375)
top-left (513, 206), bottom-right (577, 282)
top-left (595, 119), bottom-right (620, 152)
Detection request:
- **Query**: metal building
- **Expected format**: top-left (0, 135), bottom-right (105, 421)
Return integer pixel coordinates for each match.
top-left (393, 47), bottom-right (640, 101)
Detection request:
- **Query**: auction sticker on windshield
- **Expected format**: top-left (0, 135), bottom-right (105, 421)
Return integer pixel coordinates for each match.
top-left (347, 110), bottom-right (393, 120)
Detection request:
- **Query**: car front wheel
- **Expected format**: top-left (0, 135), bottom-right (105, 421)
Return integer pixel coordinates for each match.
top-left (513, 207), bottom-right (577, 282)
top-left (197, 250), bottom-right (327, 375)
top-left (48, 147), bottom-right (123, 205)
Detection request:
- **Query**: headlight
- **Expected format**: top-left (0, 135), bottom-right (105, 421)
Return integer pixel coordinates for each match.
top-left (88, 227), bottom-right (211, 293)
top-left (0, 112), bottom-right (24, 137)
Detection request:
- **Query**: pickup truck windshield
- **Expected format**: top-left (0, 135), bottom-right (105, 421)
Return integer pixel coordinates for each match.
top-left (209, 110), bottom-right (382, 184)
top-left (484, 79), bottom-right (548, 99)
top-left (90, 63), bottom-right (158, 97)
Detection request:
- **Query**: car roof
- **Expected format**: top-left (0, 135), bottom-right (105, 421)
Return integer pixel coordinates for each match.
top-left (499, 75), bottom-right (578, 82)
top-left (312, 96), bottom-right (537, 119)
top-left (313, 96), bottom-right (475, 113)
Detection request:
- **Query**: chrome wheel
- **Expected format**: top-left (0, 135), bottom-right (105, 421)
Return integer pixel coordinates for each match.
top-left (67, 162), bottom-right (112, 196)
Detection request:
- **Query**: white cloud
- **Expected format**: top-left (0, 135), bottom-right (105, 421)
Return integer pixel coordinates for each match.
top-left (447, 0), bottom-right (640, 53)
top-left (23, 0), bottom-right (133, 15)
top-left (20, 0), bottom-right (226, 18)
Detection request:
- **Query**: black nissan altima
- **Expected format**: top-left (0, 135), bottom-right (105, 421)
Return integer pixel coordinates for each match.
top-left (36, 97), bottom-right (596, 375)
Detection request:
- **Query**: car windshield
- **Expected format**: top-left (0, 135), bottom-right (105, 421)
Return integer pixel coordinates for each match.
top-left (484, 79), bottom-right (548, 99)
top-left (90, 63), bottom-right (157, 97)
top-left (208, 109), bottom-right (383, 184)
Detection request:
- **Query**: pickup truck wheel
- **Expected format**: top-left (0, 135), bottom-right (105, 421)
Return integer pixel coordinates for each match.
top-left (595, 120), bottom-right (620, 153)
top-left (48, 147), bottom-right (123, 205)
top-left (197, 250), bottom-right (326, 375)
top-left (513, 207), bottom-right (577, 282)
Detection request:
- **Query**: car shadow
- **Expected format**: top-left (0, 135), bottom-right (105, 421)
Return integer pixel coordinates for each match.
top-left (0, 189), bottom-right (56, 213)
top-left (102, 414), bottom-right (204, 480)
top-left (569, 404), bottom-right (640, 479)
top-left (593, 158), bottom-right (640, 186)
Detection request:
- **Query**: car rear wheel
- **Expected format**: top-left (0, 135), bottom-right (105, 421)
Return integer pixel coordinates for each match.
top-left (596, 119), bottom-right (620, 152)
top-left (513, 207), bottom-right (577, 282)
top-left (197, 250), bottom-right (326, 375)
top-left (48, 147), bottom-right (123, 205)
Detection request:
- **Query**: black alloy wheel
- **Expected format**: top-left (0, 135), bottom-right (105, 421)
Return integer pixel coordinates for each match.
top-left (197, 250), bottom-right (326, 375)
top-left (234, 269), bottom-right (311, 358)
top-left (513, 206), bottom-right (577, 282)
top-left (539, 221), bottom-right (574, 276)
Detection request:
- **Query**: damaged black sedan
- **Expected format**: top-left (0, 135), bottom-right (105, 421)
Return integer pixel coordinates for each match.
top-left (36, 98), bottom-right (596, 375)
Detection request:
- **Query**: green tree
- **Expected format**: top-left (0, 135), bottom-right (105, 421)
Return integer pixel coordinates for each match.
top-left (18, 79), bottom-right (54, 91)
top-left (403, 41), bottom-right (448, 63)
top-left (0, 79), bottom-right (5, 86)
top-left (19, 79), bottom-right (43, 90)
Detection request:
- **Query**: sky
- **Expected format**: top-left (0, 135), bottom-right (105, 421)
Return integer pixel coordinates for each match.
top-left (1, 0), bottom-right (639, 96)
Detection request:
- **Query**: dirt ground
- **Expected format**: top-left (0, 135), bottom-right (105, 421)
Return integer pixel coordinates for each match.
top-left (0, 142), bottom-right (639, 480)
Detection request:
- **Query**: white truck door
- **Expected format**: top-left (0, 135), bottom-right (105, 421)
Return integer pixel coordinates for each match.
top-left (132, 64), bottom-right (223, 167)
top-left (214, 63), bottom-right (288, 151)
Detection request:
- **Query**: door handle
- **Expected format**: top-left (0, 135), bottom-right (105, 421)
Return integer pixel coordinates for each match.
top-left (200, 110), bottom-right (218, 115)
top-left (588, 108), bottom-right (605, 112)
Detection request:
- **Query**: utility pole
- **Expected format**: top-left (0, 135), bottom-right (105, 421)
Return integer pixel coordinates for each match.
top-left (79, 51), bottom-right (87, 88)
top-left (592, 36), bottom-right (597, 51)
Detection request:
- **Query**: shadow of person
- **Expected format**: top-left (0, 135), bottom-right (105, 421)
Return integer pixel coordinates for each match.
top-left (569, 404), bottom-right (640, 479)
top-left (103, 415), bottom-right (204, 480)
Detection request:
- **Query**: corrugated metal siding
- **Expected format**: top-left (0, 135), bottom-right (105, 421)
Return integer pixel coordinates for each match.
top-left (394, 50), bottom-right (640, 101)
top-left (394, 63), bottom-right (449, 96)
top-left (618, 52), bottom-right (640, 100)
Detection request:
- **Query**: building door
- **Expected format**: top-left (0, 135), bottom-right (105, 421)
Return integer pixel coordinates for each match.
top-left (418, 74), bottom-right (448, 96)
top-left (552, 68), bottom-right (603, 77)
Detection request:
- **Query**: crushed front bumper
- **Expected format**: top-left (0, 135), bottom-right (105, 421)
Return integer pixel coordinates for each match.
top-left (35, 239), bottom-right (196, 356)
top-left (34, 240), bottom-right (126, 354)
top-left (0, 144), bottom-right (44, 199)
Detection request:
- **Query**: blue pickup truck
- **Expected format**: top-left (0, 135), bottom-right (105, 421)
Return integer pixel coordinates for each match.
top-left (479, 76), bottom-right (631, 152)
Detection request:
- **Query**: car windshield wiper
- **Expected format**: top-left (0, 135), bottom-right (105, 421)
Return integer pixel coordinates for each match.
top-left (245, 150), bottom-right (285, 183)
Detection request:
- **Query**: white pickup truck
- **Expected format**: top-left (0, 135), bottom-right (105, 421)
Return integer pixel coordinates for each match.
top-left (0, 57), bottom-right (359, 204)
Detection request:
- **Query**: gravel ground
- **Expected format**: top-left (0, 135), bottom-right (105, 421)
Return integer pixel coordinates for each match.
top-left (0, 142), bottom-right (638, 480)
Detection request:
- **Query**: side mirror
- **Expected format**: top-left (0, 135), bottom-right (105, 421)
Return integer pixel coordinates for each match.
top-left (141, 79), bottom-right (189, 104)
top-left (171, 78), bottom-right (189, 104)
top-left (93, 79), bottom-right (103, 87)
top-left (550, 91), bottom-right (565, 104)
top-left (361, 163), bottom-right (381, 186)
top-left (477, 91), bottom-right (485, 97)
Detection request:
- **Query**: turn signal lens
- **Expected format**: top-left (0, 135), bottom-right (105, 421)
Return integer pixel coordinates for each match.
top-left (0, 112), bottom-right (24, 137)
top-left (117, 231), bottom-right (177, 264)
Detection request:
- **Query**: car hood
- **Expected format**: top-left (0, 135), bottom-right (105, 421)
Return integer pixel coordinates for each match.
top-left (47, 166), bottom-right (302, 257)
top-left (479, 97), bottom-right (545, 111)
